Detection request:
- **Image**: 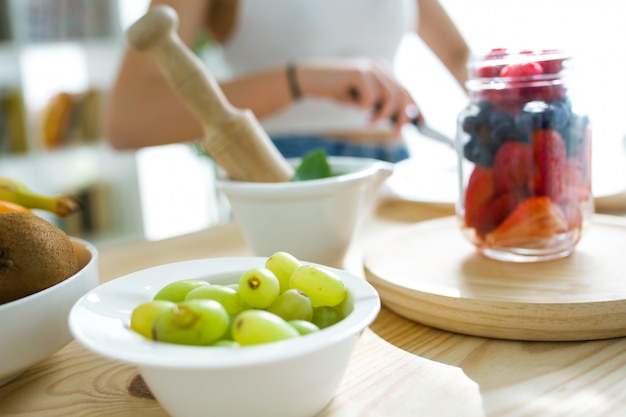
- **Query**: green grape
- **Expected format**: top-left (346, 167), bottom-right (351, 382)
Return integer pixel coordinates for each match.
top-left (289, 265), bottom-right (347, 307)
top-left (267, 288), bottom-right (313, 322)
top-left (130, 300), bottom-right (176, 339)
top-left (153, 279), bottom-right (210, 302)
top-left (152, 299), bottom-right (229, 345)
top-left (333, 288), bottom-right (354, 319)
top-left (265, 251), bottom-right (302, 293)
top-left (238, 267), bottom-right (280, 309)
top-left (288, 319), bottom-right (320, 336)
top-left (232, 310), bottom-right (299, 345)
top-left (212, 339), bottom-right (240, 348)
top-left (185, 284), bottom-right (246, 315)
top-left (312, 305), bottom-right (342, 329)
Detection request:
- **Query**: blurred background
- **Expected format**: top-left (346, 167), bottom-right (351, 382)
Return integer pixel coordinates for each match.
top-left (1, 0), bottom-right (625, 246)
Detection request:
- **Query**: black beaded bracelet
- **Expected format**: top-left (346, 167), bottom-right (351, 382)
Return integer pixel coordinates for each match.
top-left (286, 62), bottom-right (301, 100)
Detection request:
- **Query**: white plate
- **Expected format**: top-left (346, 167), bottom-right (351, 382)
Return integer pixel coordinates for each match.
top-left (384, 157), bottom-right (458, 206)
top-left (385, 133), bottom-right (459, 207)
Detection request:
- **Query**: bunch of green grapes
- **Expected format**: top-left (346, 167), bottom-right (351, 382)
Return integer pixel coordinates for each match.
top-left (129, 252), bottom-right (351, 347)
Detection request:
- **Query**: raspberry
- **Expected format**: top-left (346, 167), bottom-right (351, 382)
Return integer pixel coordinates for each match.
top-left (500, 61), bottom-right (549, 102)
top-left (476, 48), bottom-right (508, 78)
top-left (477, 64), bottom-right (503, 78)
top-left (538, 49), bottom-right (566, 74)
top-left (484, 48), bottom-right (509, 61)
top-left (500, 61), bottom-right (544, 79)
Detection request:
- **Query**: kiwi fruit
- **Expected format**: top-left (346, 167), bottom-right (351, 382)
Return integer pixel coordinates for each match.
top-left (0, 212), bottom-right (79, 305)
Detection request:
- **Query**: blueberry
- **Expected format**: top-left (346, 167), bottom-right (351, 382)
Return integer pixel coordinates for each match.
top-left (463, 138), bottom-right (480, 163)
top-left (489, 111), bottom-right (522, 144)
top-left (462, 103), bottom-right (520, 165)
top-left (475, 100), bottom-right (494, 122)
top-left (489, 110), bottom-right (511, 126)
top-left (545, 99), bottom-right (572, 131)
top-left (475, 121), bottom-right (492, 145)
top-left (490, 122), bottom-right (509, 144)
top-left (462, 115), bottom-right (478, 134)
top-left (476, 145), bottom-right (496, 167)
top-left (512, 124), bottom-right (531, 143)
top-left (514, 111), bottom-right (535, 142)
top-left (463, 138), bottom-right (496, 167)
top-left (560, 113), bottom-right (589, 157)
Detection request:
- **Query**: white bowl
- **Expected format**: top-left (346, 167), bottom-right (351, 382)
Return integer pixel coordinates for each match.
top-left (217, 157), bottom-right (394, 267)
top-left (0, 238), bottom-right (99, 386)
top-left (69, 257), bottom-right (380, 417)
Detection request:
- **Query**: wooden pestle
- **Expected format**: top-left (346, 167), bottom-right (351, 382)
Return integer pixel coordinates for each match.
top-left (126, 5), bottom-right (294, 182)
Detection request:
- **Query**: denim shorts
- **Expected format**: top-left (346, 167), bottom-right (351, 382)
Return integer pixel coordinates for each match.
top-left (270, 134), bottom-right (410, 163)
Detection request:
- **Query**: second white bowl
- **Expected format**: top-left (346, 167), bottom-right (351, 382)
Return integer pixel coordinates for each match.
top-left (217, 156), bottom-right (394, 266)
top-left (0, 238), bottom-right (99, 386)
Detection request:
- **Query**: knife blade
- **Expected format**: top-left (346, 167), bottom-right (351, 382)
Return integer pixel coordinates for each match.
top-left (347, 87), bottom-right (455, 148)
top-left (410, 118), bottom-right (455, 148)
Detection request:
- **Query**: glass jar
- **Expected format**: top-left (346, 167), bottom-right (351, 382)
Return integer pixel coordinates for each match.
top-left (456, 49), bottom-right (593, 262)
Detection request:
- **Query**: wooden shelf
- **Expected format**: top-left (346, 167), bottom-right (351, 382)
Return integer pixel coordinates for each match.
top-left (0, 1), bottom-right (145, 246)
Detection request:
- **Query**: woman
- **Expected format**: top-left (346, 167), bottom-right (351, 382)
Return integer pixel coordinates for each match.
top-left (104, 0), bottom-right (470, 162)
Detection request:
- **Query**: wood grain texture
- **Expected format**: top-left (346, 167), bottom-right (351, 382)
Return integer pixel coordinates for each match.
top-left (364, 214), bottom-right (626, 341)
top-left (369, 307), bottom-right (626, 417)
top-left (3, 198), bottom-right (626, 416)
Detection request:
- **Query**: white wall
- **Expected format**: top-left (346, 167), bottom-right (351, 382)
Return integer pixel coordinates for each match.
top-left (402, 0), bottom-right (626, 148)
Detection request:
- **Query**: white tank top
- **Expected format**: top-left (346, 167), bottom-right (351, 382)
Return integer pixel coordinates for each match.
top-left (219, 0), bottom-right (417, 136)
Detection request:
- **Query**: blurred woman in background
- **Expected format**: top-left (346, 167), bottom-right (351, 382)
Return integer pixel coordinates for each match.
top-left (105, 0), bottom-right (470, 162)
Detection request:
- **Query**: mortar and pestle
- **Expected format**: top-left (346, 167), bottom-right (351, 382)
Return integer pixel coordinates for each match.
top-left (126, 5), bottom-right (293, 183)
top-left (126, 6), bottom-right (394, 267)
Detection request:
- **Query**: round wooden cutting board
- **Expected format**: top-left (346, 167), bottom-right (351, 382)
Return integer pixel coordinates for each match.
top-left (364, 214), bottom-right (626, 341)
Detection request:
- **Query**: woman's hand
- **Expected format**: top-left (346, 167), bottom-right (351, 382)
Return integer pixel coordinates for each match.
top-left (294, 58), bottom-right (419, 132)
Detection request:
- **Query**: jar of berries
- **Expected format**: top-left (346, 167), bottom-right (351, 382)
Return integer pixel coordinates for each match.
top-left (456, 48), bottom-right (592, 262)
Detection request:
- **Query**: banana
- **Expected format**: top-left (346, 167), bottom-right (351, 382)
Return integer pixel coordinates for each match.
top-left (0, 177), bottom-right (80, 217)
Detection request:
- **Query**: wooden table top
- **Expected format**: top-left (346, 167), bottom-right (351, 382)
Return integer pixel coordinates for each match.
top-left (2, 195), bottom-right (626, 417)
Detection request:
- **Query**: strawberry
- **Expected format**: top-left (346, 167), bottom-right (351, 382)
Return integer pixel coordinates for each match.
top-left (555, 151), bottom-right (589, 235)
top-left (492, 141), bottom-right (533, 196)
top-left (559, 200), bottom-right (583, 231)
top-left (562, 158), bottom-right (591, 202)
top-left (531, 129), bottom-right (567, 202)
top-left (463, 166), bottom-right (494, 226)
top-left (470, 189), bottom-right (528, 238)
top-left (570, 127), bottom-right (592, 188)
top-left (485, 196), bottom-right (569, 245)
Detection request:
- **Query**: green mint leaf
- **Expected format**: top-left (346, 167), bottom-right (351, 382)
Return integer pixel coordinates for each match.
top-left (292, 149), bottom-right (332, 181)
